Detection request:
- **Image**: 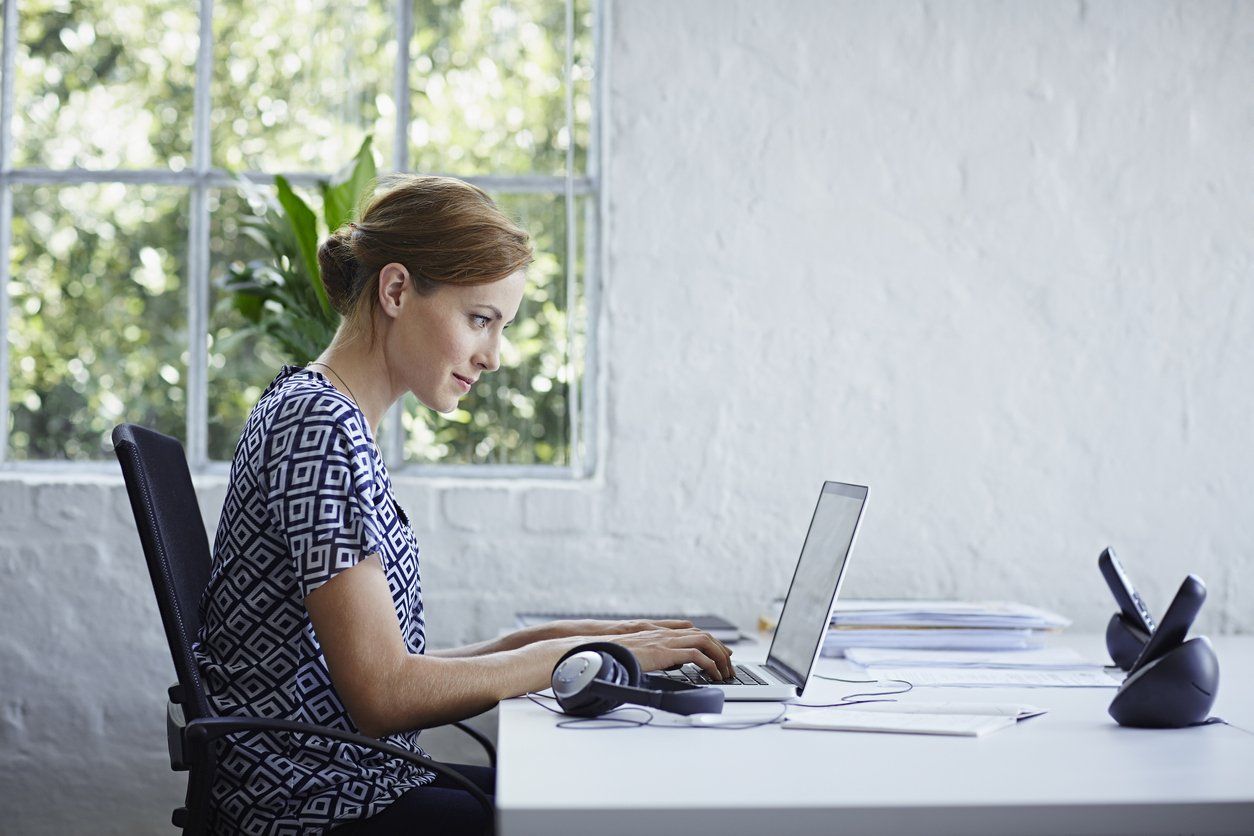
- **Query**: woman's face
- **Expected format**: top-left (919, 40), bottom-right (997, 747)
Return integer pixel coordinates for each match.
top-left (385, 267), bottom-right (527, 414)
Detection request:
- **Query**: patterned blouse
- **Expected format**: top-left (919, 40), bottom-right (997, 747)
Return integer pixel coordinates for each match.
top-left (194, 365), bottom-right (434, 835)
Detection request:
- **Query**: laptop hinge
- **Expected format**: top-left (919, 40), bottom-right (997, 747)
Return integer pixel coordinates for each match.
top-left (763, 658), bottom-right (804, 688)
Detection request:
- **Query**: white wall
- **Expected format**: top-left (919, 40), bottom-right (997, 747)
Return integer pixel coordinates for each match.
top-left (2, 1), bottom-right (1251, 832)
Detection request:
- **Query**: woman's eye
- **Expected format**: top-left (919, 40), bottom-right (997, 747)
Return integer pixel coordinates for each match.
top-left (470, 314), bottom-right (490, 328)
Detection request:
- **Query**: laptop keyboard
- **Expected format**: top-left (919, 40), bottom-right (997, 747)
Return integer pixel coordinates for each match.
top-left (656, 663), bottom-right (769, 686)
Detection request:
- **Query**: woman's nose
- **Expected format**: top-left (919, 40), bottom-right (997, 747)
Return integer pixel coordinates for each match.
top-left (476, 337), bottom-right (501, 372)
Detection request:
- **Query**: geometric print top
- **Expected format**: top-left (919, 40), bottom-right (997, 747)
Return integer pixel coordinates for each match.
top-left (193, 365), bottom-right (433, 835)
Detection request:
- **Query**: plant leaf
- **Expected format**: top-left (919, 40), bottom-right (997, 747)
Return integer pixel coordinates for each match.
top-left (274, 174), bottom-right (333, 320)
top-left (240, 224), bottom-right (280, 253)
top-left (321, 135), bottom-right (377, 232)
top-left (232, 292), bottom-right (265, 323)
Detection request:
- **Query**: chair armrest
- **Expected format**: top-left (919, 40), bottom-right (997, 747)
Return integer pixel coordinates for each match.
top-left (169, 694), bottom-right (494, 767)
top-left (450, 721), bottom-right (497, 768)
top-left (168, 699), bottom-right (191, 771)
top-left (183, 715), bottom-right (494, 833)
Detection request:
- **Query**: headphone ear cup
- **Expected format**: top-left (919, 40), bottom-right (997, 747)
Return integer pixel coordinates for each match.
top-left (551, 642), bottom-right (643, 717)
top-left (590, 641), bottom-right (643, 688)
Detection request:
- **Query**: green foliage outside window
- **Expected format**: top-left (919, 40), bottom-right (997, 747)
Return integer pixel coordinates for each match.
top-left (8, 184), bottom-right (189, 459)
top-left (6, 0), bottom-right (593, 466)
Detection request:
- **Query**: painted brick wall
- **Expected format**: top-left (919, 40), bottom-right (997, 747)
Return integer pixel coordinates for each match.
top-left (2, 1), bottom-right (1251, 832)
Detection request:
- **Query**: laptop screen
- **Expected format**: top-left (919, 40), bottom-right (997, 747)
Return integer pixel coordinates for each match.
top-left (766, 481), bottom-right (868, 692)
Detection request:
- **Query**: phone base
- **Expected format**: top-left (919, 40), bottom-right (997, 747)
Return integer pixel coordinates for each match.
top-left (1105, 612), bottom-right (1151, 671)
top-left (1108, 636), bottom-right (1220, 728)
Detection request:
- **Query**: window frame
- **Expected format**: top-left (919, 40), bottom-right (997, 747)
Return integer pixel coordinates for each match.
top-left (0, 0), bottom-right (604, 480)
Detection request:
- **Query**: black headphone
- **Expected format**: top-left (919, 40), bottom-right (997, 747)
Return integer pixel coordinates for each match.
top-left (550, 642), bottom-right (726, 717)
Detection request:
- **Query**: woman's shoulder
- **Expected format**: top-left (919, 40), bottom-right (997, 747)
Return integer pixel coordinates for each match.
top-left (255, 365), bottom-right (376, 454)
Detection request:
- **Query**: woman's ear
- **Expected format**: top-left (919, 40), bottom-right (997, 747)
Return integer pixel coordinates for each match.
top-left (377, 263), bottom-right (410, 318)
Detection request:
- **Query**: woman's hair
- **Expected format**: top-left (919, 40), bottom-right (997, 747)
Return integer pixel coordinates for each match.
top-left (316, 174), bottom-right (533, 346)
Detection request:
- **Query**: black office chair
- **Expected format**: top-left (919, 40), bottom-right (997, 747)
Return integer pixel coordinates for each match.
top-left (111, 423), bottom-right (495, 835)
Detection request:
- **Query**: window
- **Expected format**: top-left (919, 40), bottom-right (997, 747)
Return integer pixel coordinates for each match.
top-left (1, 0), bottom-right (600, 476)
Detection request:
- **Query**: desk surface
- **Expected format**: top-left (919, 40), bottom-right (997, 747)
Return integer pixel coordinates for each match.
top-left (497, 634), bottom-right (1254, 836)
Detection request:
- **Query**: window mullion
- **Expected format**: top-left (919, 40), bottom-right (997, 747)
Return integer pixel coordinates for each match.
top-left (0, 0), bottom-right (17, 464)
top-left (186, 0), bottom-right (215, 470)
top-left (563, 0), bottom-right (579, 472)
top-left (393, 0), bottom-right (413, 172)
top-left (584, 0), bottom-right (609, 477)
top-left (385, 0), bottom-right (414, 469)
top-left (1, 168), bottom-right (590, 193)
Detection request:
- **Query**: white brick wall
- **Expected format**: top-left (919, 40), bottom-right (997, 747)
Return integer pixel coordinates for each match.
top-left (2, 1), bottom-right (1252, 831)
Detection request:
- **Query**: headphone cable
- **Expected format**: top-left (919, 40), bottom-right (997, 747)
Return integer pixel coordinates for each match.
top-left (525, 691), bottom-right (787, 730)
top-left (523, 672), bottom-right (915, 729)
top-left (789, 673), bottom-right (915, 708)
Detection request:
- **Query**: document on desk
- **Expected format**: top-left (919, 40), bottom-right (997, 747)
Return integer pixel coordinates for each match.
top-left (783, 707), bottom-right (1020, 737)
top-left (844, 647), bottom-right (1105, 669)
top-left (872, 667), bottom-right (1123, 687)
top-left (829, 701), bottom-right (1046, 719)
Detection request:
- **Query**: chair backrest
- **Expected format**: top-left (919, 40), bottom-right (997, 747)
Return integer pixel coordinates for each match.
top-left (112, 423), bottom-right (213, 721)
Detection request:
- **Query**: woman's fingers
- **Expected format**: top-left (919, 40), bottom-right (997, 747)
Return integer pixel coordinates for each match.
top-left (697, 633), bottom-right (734, 680)
top-left (599, 624), bottom-right (735, 680)
top-left (680, 647), bottom-right (725, 680)
top-left (645, 628), bottom-right (733, 681)
top-left (671, 628), bottom-right (733, 679)
top-left (692, 635), bottom-right (734, 680)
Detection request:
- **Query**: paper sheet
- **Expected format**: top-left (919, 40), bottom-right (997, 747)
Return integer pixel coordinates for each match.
top-left (872, 667), bottom-right (1122, 688)
top-left (783, 708), bottom-right (1019, 737)
top-left (806, 700), bottom-right (1045, 719)
top-left (844, 647), bottom-right (1102, 669)
top-left (831, 599), bottom-right (1071, 629)
top-left (823, 628), bottom-right (1047, 653)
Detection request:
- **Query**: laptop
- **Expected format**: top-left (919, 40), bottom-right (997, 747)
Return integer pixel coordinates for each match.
top-left (654, 480), bottom-right (868, 701)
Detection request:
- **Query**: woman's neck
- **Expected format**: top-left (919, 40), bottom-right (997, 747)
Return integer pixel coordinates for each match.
top-left (309, 340), bottom-right (397, 440)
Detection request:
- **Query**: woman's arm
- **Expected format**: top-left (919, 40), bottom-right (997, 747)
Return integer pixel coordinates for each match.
top-left (425, 625), bottom-right (547, 658)
top-left (306, 556), bottom-right (734, 738)
top-left (427, 618), bottom-right (719, 659)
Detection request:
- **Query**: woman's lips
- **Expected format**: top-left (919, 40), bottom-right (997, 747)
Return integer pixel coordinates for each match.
top-left (453, 374), bottom-right (473, 392)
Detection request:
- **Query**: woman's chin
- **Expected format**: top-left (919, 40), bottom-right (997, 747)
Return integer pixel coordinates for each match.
top-left (412, 392), bottom-right (459, 414)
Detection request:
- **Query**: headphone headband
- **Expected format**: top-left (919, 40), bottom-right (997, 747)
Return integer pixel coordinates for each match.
top-left (551, 642), bottom-right (725, 717)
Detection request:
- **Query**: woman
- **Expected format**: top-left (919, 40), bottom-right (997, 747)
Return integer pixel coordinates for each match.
top-left (194, 174), bottom-right (734, 835)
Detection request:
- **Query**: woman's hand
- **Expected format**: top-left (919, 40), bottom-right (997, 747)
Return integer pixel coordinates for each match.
top-left (524, 623), bottom-right (734, 685)
top-left (607, 625), bottom-right (735, 681)
top-left (536, 619), bottom-right (734, 676)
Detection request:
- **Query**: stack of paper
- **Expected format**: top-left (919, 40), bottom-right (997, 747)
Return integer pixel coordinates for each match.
top-left (823, 600), bottom-right (1070, 656)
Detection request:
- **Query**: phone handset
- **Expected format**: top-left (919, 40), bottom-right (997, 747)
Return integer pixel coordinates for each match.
top-left (1098, 547), bottom-right (1156, 669)
top-left (1097, 547), bottom-right (1156, 634)
top-left (1127, 575), bottom-right (1205, 675)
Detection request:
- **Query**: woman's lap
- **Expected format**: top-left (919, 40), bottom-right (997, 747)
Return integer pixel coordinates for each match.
top-left (331, 764), bottom-right (495, 835)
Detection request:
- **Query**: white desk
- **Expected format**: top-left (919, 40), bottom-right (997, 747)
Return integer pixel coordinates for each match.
top-left (497, 634), bottom-right (1254, 835)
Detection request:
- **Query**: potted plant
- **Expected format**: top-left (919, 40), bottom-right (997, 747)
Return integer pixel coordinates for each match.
top-left (214, 136), bottom-right (378, 363)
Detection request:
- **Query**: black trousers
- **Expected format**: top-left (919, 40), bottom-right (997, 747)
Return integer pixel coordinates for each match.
top-left (330, 763), bottom-right (496, 835)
